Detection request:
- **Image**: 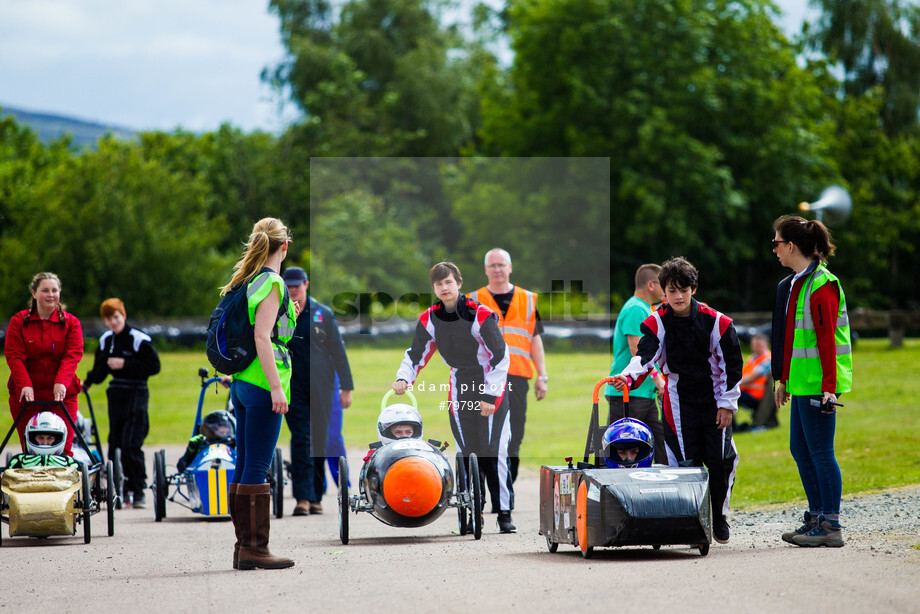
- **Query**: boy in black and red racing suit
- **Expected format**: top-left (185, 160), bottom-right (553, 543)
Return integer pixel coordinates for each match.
top-left (611, 257), bottom-right (743, 544)
top-left (392, 262), bottom-right (516, 533)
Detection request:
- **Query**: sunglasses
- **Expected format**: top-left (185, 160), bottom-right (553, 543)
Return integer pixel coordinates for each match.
top-left (771, 240), bottom-right (788, 248)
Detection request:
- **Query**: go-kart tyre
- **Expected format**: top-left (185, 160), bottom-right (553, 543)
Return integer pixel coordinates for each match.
top-left (698, 543), bottom-right (710, 556)
top-left (81, 465), bottom-right (92, 544)
top-left (113, 448), bottom-right (124, 510)
top-left (545, 534), bottom-right (558, 553)
top-left (455, 452), bottom-right (468, 536)
top-left (106, 460), bottom-right (115, 537)
top-left (271, 447), bottom-right (284, 519)
top-left (469, 453), bottom-right (482, 540)
top-left (338, 456), bottom-right (349, 545)
top-left (153, 449), bottom-right (167, 521)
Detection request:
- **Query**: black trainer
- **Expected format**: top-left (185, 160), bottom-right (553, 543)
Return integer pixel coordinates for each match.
top-left (713, 514), bottom-right (730, 543)
top-left (133, 492), bottom-right (147, 509)
top-left (497, 511), bottom-right (516, 533)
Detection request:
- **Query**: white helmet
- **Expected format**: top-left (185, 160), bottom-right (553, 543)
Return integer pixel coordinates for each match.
top-left (25, 411), bottom-right (68, 456)
top-left (376, 404), bottom-right (423, 445)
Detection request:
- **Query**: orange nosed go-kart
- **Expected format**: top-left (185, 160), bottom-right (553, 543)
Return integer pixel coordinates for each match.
top-left (337, 390), bottom-right (484, 544)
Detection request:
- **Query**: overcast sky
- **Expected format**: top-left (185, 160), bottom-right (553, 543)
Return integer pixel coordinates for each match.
top-left (0, 0), bottom-right (818, 134)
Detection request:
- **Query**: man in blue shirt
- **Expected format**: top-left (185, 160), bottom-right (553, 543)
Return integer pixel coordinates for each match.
top-left (283, 267), bottom-right (354, 516)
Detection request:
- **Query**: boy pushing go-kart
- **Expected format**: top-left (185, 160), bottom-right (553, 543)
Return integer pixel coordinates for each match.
top-left (391, 262), bottom-right (516, 533)
top-left (610, 257), bottom-right (743, 544)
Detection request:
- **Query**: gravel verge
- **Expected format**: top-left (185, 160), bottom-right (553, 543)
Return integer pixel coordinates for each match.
top-left (731, 485), bottom-right (920, 557)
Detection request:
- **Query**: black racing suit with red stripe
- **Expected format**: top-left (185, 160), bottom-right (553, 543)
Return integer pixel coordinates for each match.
top-left (396, 295), bottom-right (514, 512)
top-left (619, 298), bottom-right (743, 519)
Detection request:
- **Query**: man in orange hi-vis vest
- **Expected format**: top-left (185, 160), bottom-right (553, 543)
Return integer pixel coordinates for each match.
top-left (470, 248), bottom-right (548, 490)
top-left (737, 333), bottom-right (776, 430)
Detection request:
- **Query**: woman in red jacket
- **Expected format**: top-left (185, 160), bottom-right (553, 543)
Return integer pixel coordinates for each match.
top-left (5, 272), bottom-right (84, 455)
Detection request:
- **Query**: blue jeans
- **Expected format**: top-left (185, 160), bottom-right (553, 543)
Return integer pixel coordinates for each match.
top-left (789, 395), bottom-right (841, 515)
top-left (231, 380), bottom-right (283, 485)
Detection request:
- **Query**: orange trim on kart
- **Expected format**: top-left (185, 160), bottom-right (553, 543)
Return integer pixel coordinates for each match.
top-left (593, 376), bottom-right (628, 404)
top-left (576, 479), bottom-right (589, 553)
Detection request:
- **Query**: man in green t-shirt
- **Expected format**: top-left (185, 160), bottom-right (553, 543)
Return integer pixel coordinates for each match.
top-left (606, 264), bottom-right (668, 464)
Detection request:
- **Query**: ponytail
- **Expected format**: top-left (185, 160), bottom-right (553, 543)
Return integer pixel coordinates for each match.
top-left (221, 218), bottom-right (291, 295)
top-left (805, 219), bottom-right (836, 261)
top-left (773, 215), bottom-right (836, 262)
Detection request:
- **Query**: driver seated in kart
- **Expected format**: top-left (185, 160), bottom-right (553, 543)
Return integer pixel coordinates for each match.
top-left (363, 404), bottom-right (424, 462)
top-left (8, 412), bottom-right (79, 469)
top-left (177, 410), bottom-right (236, 472)
top-left (602, 417), bottom-right (655, 469)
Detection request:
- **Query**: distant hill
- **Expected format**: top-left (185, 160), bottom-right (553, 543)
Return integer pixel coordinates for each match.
top-left (0, 104), bottom-right (136, 149)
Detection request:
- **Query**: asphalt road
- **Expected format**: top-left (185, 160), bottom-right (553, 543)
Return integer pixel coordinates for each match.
top-left (2, 446), bottom-right (918, 614)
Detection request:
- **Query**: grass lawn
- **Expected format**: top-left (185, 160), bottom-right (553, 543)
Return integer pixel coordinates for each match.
top-left (2, 338), bottom-right (918, 508)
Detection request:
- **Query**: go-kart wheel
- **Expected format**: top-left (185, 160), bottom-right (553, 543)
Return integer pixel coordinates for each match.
top-left (455, 452), bottom-right (468, 536)
top-left (106, 460), bottom-right (115, 537)
top-left (153, 450), bottom-right (167, 521)
top-left (469, 453), bottom-right (483, 540)
top-left (81, 465), bottom-right (92, 544)
top-left (545, 534), bottom-right (558, 553)
top-left (652, 544), bottom-right (661, 550)
top-left (271, 447), bottom-right (284, 519)
top-left (338, 456), bottom-right (349, 545)
top-left (113, 448), bottom-right (124, 510)
top-left (581, 546), bottom-right (594, 559)
top-left (698, 543), bottom-right (710, 556)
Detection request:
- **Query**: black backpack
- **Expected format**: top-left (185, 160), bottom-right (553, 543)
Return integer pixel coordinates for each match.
top-left (206, 273), bottom-right (289, 375)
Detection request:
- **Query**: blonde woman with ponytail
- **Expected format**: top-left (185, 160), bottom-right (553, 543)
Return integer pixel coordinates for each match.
top-left (224, 218), bottom-right (298, 570)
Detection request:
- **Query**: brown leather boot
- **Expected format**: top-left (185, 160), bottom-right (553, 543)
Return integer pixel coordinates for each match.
top-left (237, 483), bottom-right (294, 570)
top-left (228, 483), bottom-right (241, 569)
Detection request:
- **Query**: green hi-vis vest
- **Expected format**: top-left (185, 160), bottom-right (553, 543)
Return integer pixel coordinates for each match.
top-left (788, 264), bottom-right (853, 396)
top-left (235, 271), bottom-right (297, 400)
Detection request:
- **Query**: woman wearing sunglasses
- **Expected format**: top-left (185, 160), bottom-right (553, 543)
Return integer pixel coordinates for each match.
top-left (770, 215), bottom-right (852, 548)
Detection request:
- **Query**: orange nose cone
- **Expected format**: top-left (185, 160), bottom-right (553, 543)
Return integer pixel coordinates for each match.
top-left (382, 456), bottom-right (442, 517)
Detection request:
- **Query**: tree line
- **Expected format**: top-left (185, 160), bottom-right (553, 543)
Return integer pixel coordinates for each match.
top-left (1, 0), bottom-right (919, 323)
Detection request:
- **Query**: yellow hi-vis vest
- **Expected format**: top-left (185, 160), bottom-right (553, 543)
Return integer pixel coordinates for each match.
top-left (235, 272), bottom-right (297, 399)
top-left (788, 265), bottom-right (852, 396)
top-left (472, 287), bottom-right (537, 378)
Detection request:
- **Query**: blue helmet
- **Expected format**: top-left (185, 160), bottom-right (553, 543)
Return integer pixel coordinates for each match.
top-left (602, 418), bottom-right (654, 468)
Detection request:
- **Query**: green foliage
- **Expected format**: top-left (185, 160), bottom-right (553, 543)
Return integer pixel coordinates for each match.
top-left (267, 0), bottom-right (477, 156)
top-left (309, 188), bottom-right (431, 309)
top-left (802, 1), bottom-right (920, 310)
top-left (807, 0), bottom-right (920, 135)
top-left (0, 118), bottom-right (305, 319)
top-left (4, 0), bottom-right (920, 320)
top-left (0, 135), bottom-right (230, 318)
top-left (479, 0), bottom-right (840, 310)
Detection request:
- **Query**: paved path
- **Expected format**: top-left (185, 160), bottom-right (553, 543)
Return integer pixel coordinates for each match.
top-left (2, 446), bottom-right (918, 613)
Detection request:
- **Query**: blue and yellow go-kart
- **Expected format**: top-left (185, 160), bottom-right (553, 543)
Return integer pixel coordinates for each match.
top-left (540, 377), bottom-right (712, 558)
top-left (337, 390), bottom-right (483, 544)
top-left (151, 369), bottom-right (285, 521)
top-left (0, 400), bottom-right (118, 545)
